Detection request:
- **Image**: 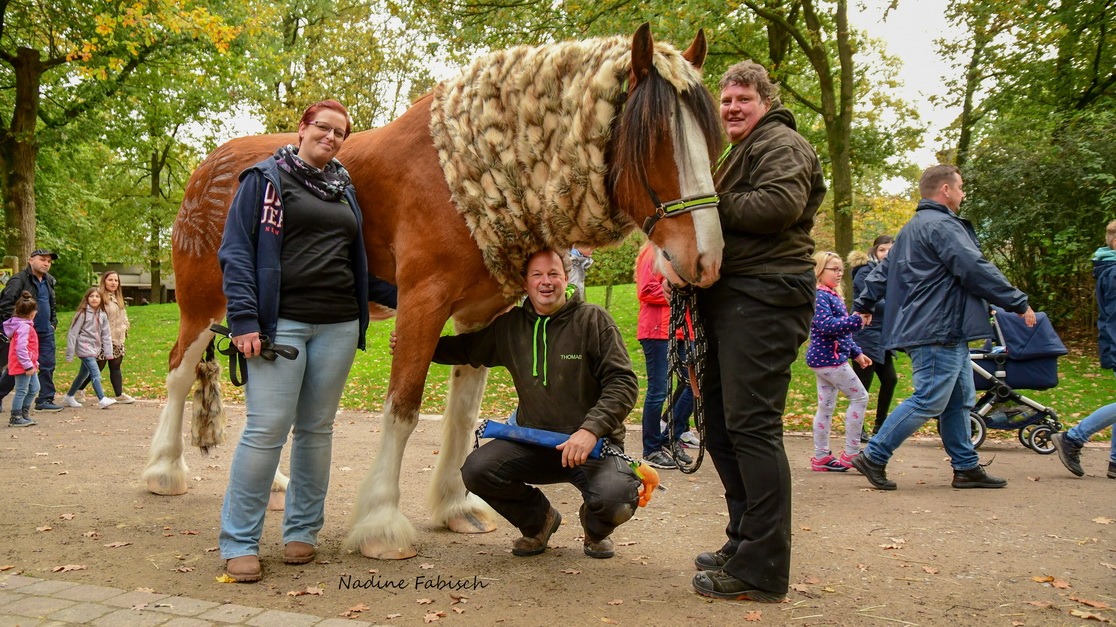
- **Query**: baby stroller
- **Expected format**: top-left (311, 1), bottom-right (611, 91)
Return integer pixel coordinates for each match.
top-left (966, 306), bottom-right (1067, 454)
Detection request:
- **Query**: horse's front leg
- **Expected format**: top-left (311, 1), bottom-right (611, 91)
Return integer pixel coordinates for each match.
top-left (429, 363), bottom-right (497, 533)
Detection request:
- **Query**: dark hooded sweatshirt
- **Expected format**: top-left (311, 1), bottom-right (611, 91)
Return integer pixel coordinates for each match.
top-left (431, 290), bottom-right (637, 445)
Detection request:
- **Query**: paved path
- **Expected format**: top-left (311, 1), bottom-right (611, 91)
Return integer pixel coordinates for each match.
top-left (0, 574), bottom-right (372, 626)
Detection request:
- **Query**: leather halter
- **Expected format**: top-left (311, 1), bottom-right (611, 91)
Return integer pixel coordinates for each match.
top-left (641, 189), bottom-right (719, 237)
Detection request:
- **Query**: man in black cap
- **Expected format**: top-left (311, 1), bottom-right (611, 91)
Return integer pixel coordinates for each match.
top-left (0, 249), bottom-right (63, 413)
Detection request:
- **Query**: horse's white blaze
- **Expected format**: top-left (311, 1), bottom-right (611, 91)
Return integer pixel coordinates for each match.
top-left (671, 102), bottom-right (724, 285)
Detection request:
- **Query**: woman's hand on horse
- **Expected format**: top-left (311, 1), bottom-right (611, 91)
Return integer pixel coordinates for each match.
top-left (233, 332), bottom-right (261, 359)
top-left (389, 330), bottom-right (397, 355)
top-left (556, 428), bottom-right (598, 468)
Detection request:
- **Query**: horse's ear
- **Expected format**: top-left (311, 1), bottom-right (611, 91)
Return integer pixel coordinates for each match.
top-left (631, 22), bottom-right (653, 82)
top-left (682, 29), bottom-right (708, 69)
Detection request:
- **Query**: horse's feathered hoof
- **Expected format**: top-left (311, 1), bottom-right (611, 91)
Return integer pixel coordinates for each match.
top-left (146, 476), bottom-right (188, 496)
top-left (360, 541), bottom-right (418, 560)
top-left (446, 512), bottom-right (496, 534)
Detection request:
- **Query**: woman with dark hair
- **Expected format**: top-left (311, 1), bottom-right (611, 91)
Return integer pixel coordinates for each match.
top-left (848, 235), bottom-right (896, 441)
top-left (217, 100), bottom-right (371, 583)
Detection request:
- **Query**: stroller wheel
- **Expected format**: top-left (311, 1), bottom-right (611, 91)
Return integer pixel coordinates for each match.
top-left (968, 412), bottom-right (987, 449)
top-left (1019, 424), bottom-right (1039, 448)
top-left (1027, 425), bottom-right (1056, 455)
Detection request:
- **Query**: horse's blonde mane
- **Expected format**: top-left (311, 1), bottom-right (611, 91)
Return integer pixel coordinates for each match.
top-left (429, 35), bottom-right (705, 299)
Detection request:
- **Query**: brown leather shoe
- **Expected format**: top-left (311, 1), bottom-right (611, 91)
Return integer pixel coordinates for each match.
top-left (583, 535), bottom-right (615, 559)
top-left (512, 507), bottom-right (561, 556)
top-left (283, 541), bottom-right (316, 564)
top-left (226, 555), bottom-right (261, 583)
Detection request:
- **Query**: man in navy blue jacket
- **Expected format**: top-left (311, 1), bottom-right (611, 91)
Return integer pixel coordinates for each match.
top-left (852, 165), bottom-right (1036, 490)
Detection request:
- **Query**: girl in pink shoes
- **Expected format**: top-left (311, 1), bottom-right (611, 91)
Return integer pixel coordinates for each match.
top-left (806, 252), bottom-right (871, 471)
top-left (61, 288), bottom-right (116, 409)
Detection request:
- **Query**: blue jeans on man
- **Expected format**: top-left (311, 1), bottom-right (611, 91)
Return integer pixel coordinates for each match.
top-left (863, 343), bottom-right (980, 470)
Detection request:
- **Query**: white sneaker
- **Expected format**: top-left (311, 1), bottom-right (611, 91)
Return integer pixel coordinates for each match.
top-left (61, 395), bottom-right (82, 408)
top-left (73, 390), bottom-right (86, 402)
top-left (97, 397), bottom-right (117, 409)
top-left (115, 394), bottom-right (135, 404)
top-left (680, 431), bottom-right (701, 446)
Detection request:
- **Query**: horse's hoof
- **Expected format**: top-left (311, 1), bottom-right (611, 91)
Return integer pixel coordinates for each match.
top-left (446, 512), bottom-right (496, 534)
top-left (146, 478), bottom-right (188, 496)
top-left (267, 491), bottom-right (285, 511)
top-left (360, 541), bottom-right (418, 560)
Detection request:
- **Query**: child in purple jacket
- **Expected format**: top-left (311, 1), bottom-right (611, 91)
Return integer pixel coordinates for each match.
top-left (805, 252), bottom-right (872, 471)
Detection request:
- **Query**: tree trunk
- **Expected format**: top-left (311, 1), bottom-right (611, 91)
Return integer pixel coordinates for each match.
top-left (149, 151), bottom-right (163, 304)
top-left (0, 47), bottom-right (44, 261)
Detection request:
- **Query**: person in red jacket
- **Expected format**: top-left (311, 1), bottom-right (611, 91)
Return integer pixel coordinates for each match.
top-left (635, 242), bottom-right (695, 469)
top-left (5, 291), bottom-right (40, 427)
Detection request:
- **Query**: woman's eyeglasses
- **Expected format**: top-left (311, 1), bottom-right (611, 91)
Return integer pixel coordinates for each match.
top-left (307, 120), bottom-right (346, 140)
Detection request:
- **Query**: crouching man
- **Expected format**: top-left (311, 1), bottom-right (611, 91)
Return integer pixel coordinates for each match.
top-left (401, 249), bottom-right (640, 558)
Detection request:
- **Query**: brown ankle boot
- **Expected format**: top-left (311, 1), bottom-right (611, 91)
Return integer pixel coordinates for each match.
top-left (226, 555), bottom-right (261, 582)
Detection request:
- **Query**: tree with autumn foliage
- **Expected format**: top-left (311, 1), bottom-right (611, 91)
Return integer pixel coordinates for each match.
top-left (0, 0), bottom-right (244, 261)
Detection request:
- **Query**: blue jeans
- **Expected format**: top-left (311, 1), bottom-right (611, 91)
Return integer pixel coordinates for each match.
top-left (639, 339), bottom-right (694, 457)
top-left (12, 372), bottom-right (40, 413)
top-left (219, 318), bottom-right (358, 559)
top-left (865, 343), bottom-right (980, 471)
top-left (67, 357), bottom-right (106, 399)
top-left (1065, 374), bottom-right (1116, 464)
top-left (35, 329), bottom-right (56, 405)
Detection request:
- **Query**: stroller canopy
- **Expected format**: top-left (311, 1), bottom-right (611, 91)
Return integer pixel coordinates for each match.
top-left (991, 306), bottom-right (1068, 360)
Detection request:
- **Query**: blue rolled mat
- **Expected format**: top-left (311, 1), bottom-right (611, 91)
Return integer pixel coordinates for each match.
top-left (478, 420), bottom-right (605, 459)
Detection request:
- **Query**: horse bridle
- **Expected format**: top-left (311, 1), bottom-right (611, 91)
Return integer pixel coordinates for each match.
top-left (640, 188), bottom-right (719, 237)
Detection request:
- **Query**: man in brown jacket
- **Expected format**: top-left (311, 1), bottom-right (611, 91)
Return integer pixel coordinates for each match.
top-left (692, 60), bottom-right (826, 603)
top-left (430, 249), bottom-right (640, 560)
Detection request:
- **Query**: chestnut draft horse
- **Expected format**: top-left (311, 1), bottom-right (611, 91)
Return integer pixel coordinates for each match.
top-left (144, 24), bottom-right (725, 559)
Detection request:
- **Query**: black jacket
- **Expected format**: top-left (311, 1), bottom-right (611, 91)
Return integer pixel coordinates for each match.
top-left (0, 266), bottom-right (57, 331)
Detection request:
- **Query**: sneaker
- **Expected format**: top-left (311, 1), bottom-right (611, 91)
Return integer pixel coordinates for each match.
top-left (35, 402), bottom-right (64, 412)
top-left (694, 548), bottom-right (733, 570)
top-left (680, 431), bottom-right (700, 446)
top-left (850, 453), bottom-right (897, 490)
top-left (811, 454), bottom-right (849, 472)
top-left (643, 450), bottom-right (677, 470)
top-left (668, 443), bottom-right (693, 465)
top-left (61, 395), bottom-right (82, 408)
top-left (692, 570), bottom-right (786, 602)
top-left (860, 431), bottom-right (871, 444)
top-left (1051, 432), bottom-right (1084, 477)
top-left (512, 507), bottom-right (561, 557)
top-left (836, 451), bottom-right (855, 470)
top-left (97, 397), bottom-right (117, 409)
top-left (73, 390), bottom-right (86, 402)
top-left (8, 415), bottom-right (35, 427)
top-left (115, 393), bottom-right (136, 404)
top-left (951, 464), bottom-right (1007, 489)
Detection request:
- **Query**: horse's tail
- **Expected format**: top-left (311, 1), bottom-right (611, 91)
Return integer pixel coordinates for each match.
top-left (191, 340), bottom-right (226, 455)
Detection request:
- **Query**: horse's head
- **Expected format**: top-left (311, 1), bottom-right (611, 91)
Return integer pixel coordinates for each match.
top-left (611, 24), bottom-right (724, 287)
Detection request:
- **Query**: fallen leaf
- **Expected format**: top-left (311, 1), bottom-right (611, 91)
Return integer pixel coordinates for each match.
top-left (59, 513), bottom-right (74, 520)
top-left (179, 530), bottom-right (199, 535)
top-left (1069, 608), bottom-right (1110, 622)
top-left (215, 574), bottom-right (237, 583)
top-left (1052, 579), bottom-right (1071, 589)
top-left (1032, 575), bottom-right (1055, 583)
top-left (452, 607), bottom-right (465, 614)
top-left (857, 563), bottom-right (869, 571)
top-left (83, 531), bottom-right (100, 539)
top-left (51, 564), bottom-right (86, 573)
top-left (880, 543), bottom-right (904, 550)
top-left (803, 575), bottom-right (821, 585)
top-left (922, 566), bottom-right (939, 574)
top-left (103, 541), bottom-right (131, 548)
top-left (562, 569), bottom-right (582, 574)
top-left (424, 610), bottom-right (446, 623)
top-left (136, 587), bottom-right (155, 593)
top-left (347, 604), bottom-right (370, 613)
top-left (57, 471), bottom-right (68, 475)
top-left (607, 599), bottom-right (623, 605)
top-left (287, 586), bottom-right (324, 597)
top-left (0, 566), bottom-right (12, 571)
top-left (1093, 517), bottom-right (1113, 525)
top-left (386, 613), bottom-right (402, 619)
top-left (745, 610), bottom-right (763, 621)
top-left (617, 541), bottom-right (637, 546)
top-left (204, 546), bottom-right (218, 553)
top-left (601, 619), bottom-right (618, 625)
top-left (800, 525), bottom-right (812, 531)
top-left (1066, 593), bottom-right (1111, 606)
top-left (420, 563), bottom-right (435, 569)
top-left (131, 603), bottom-right (148, 611)
top-left (1103, 562), bottom-right (1116, 570)
top-left (368, 569), bottom-right (380, 574)
top-left (1027, 601), bottom-right (1053, 608)
top-left (1027, 476), bottom-right (1040, 481)
top-left (173, 566), bottom-right (194, 573)
top-left (449, 594), bottom-right (469, 604)
top-left (417, 598), bottom-right (434, 605)
top-left (36, 526), bottom-right (52, 532)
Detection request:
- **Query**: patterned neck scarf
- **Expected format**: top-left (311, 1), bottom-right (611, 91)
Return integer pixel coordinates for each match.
top-left (273, 145), bottom-right (352, 201)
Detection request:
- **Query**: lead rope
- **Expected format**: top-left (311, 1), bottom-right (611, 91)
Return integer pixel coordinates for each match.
top-left (667, 285), bottom-right (706, 473)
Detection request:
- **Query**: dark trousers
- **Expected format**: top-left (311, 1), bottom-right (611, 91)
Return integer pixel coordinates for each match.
top-left (0, 328), bottom-right (56, 406)
top-left (852, 351), bottom-right (898, 432)
top-left (698, 272), bottom-right (814, 595)
top-left (461, 439), bottom-right (640, 540)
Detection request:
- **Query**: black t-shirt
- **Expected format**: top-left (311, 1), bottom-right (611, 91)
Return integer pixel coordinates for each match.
top-left (276, 169), bottom-right (361, 324)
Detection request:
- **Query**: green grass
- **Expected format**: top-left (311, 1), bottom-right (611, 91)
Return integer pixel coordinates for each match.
top-left (55, 286), bottom-right (1111, 439)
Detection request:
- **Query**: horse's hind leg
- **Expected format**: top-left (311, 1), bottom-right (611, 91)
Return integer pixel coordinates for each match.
top-left (430, 364), bottom-right (497, 533)
top-left (144, 328), bottom-right (213, 495)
